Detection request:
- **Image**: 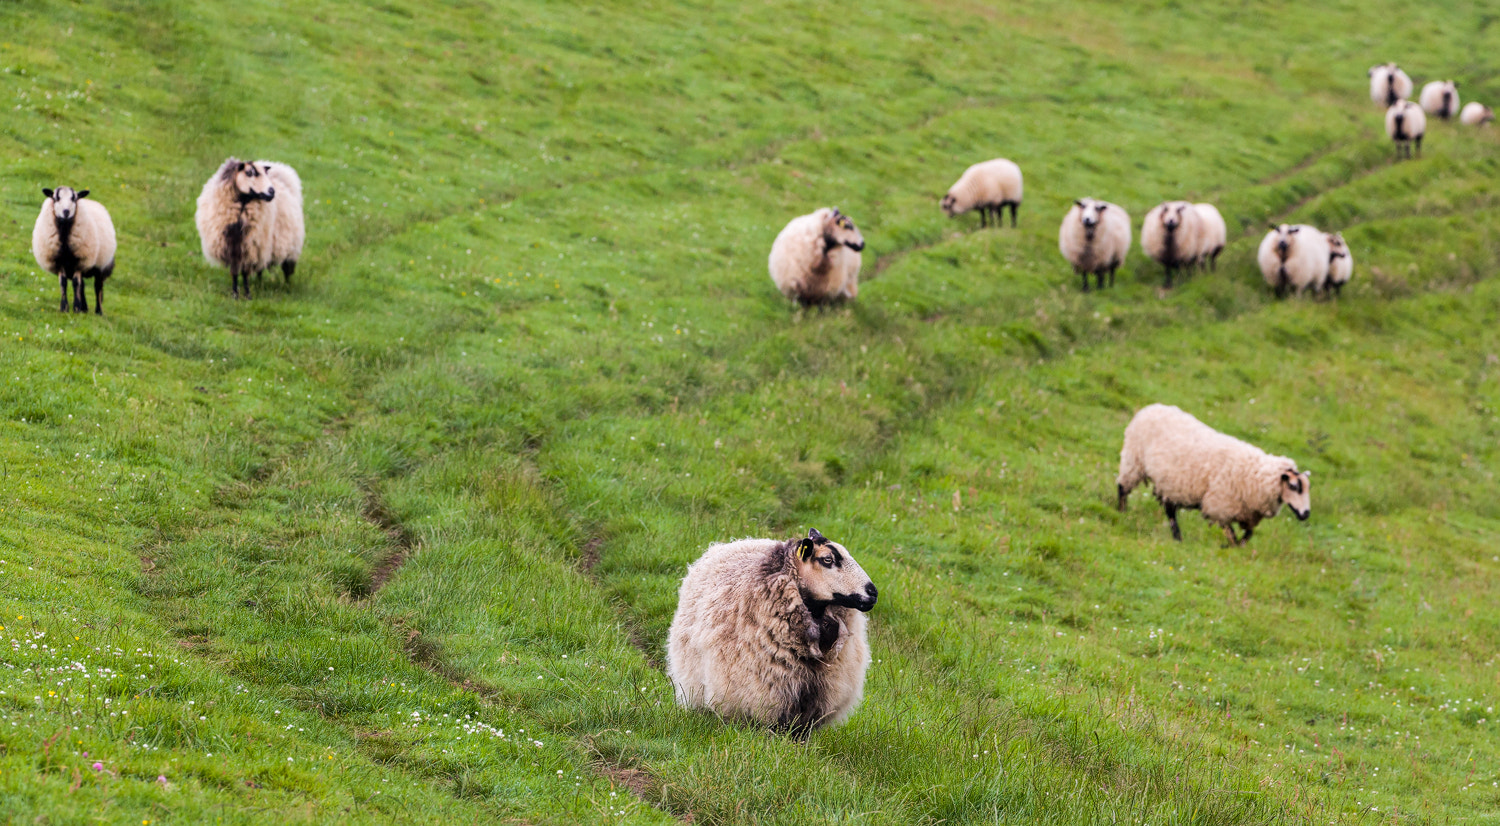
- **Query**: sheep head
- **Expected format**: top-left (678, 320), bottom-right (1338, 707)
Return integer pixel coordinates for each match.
top-left (43, 186), bottom-right (83, 221)
top-left (231, 160), bottom-right (277, 203)
top-left (794, 528), bottom-right (876, 613)
top-left (823, 208), bottom-right (865, 253)
top-left (1279, 469), bottom-right (1311, 521)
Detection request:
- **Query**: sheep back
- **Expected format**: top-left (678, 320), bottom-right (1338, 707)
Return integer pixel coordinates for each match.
top-left (943, 159), bottom-right (1023, 215)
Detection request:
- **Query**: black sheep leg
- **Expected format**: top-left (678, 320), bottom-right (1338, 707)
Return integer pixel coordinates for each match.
top-left (93, 278), bottom-right (104, 316)
top-left (1163, 265), bottom-right (1175, 289)
top-left (1116, 484), bottom-right (1128, 512)
top-left (282, 260), bottom-right (296, 283)
top-left (1096, 271), bottom-right (1105, 290)
top-left (1079, 270), bottom-right (1090, 292)
top-left (1108, 263), bottom-right (1117, 288)
top-left (73, 274), bottom-right (88, 313)
top-left (1009, 202), bottom-right (1018, 228)
top-left (979, 207), bottom-right (988, 229)
top-left (1164, 501), bottom-right (1182, 541)
top-left (59, 273), bottom-right (70, 312)
top-left (1415, 135), bottom-right (1422, 158)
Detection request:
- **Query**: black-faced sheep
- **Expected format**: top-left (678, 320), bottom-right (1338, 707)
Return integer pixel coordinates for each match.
top-left (1257, 223), bottom-right (1330, 298)
top-left (1324, 232), bottom-right (1352, 296)
top-left (768, 207), bottom-right (865, 305)
top-left (1192, 203), bottom-right (1226, 272)
top-left (32, 187), bottom-right (116, 315)
top-left (666, 528), bottom-right (877, 733)
top-left (1386, 101), bottom-right (1426, 160)
top-left (195, 158), bottom-right (306, 299)
top-left (1141, 201), bottom-right (1205, 288)
top-left (1460, 102), bottom-right (1494, 126)
top-left (1058, 198), bottom-right (1130, 292)
top-left (1368, 63), bottom-right (1412, 107)
top-left (941, 159), bottom-right (1023, 228)
top-left (1419, 80), bottom-right (1460, 120)
top-left (1116, 404), bottom-right (1311, 546)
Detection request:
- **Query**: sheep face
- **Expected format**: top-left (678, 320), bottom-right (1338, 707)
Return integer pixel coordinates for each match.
top-left (824, 209), bottom-right (865, 253)
top-left (43, 186), bottom-right (87, 222)
top-left (1160, 203), bottom-right (1189, 232)
top-left (232, 162), bottom-right (276, 202)
top-left (1074, 199), bottom-right (1108, 237)
top-left (1279, 470), bottom-right (1311, 520)
top-left (1269, 223), bottom-right (1301, 262)
top-left (795, 528), bottom-right (876, 612)
top-left (1327, 232), bottom-right (1347, 262)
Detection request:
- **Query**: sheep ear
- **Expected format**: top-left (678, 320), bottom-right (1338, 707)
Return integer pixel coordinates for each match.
top-left (1267, 222), bottom-right (1278, 230)
top-left (76, 190), bottom-right (89, 199)
top-left (1074, 199), bottom-right (1085, 209)
top-left (1288, 226), bottom-right (1301, 234)
top-left (42, 188), bottom-right (53, 199)
top-left (1280, 472), bottom-right (1291, 484)
top-left (236, 162), bottom-right (246, 171)
top-left (808, 527), bottom-right (824, 542)
top-left (796, 538), bottom-right (816, 562)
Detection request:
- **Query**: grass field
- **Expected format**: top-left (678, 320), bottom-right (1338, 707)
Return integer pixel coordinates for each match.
top-left (1, 0), bottom-right (1498, 823)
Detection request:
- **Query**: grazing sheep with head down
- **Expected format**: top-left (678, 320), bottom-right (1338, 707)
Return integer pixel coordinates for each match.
top-left (1419, 80), bottom-right (1460, 120)
top-left (768, 207), bottom-right (865, 305)
top-left (1324, 232), bottom-right (1352, 296)
top-left (1141, 201), bottom-right (1205, 288)
top-left (32, 186), bottom-right (116, 315)
top-left (1117, 404), bottom-right (1311, 546)
top-left (1058, 197), bottom-right (1130, 291)
top-left (1191, 203), bottom-right (1226, 272)
top-left (195, 158), bottom-right (306, 299)
top-left (1368, 63), bottom-right (1412, 107)
top-left (667, 528), bottom-right (877, 733)
top-left (941, 159), bottom-right (1023, 228)
top-left (1460, 102), bottom-right (1494, 126)
top-left (1386, 101), bottom-right (1426, 159)
top-left (1257, 224), bottom-right (1330, 298)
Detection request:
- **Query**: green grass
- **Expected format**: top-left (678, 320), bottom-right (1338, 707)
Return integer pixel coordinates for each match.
top-left (0, 0), bottom-right (1498, 822)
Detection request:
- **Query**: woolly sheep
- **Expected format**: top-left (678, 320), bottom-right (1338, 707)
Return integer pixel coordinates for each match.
top-left (1368, 63), bottom-right (1412, 107)
top-left (1257, 223), bottom-right (1330, 298)
top-left (767, 207), bottom-right (865, 305)
top-left (667, 528), bottom-right (877, 733)
top-left (1419, 80), bottom-right (1460, 120)
top-left (1141, 201), bottom-right (1205, 288)
top-left (1385, 101), bottom-right (1426, 160)
top-left (1116, 404), bottom-right (1311, 546)
top-left (1191, 203), bottom-right (1226, 272)
top-left (195, 158), bottom-right (306, 299)
top-left (941, 158), bottom-right (1023, 228)
top-left (1324, 232), bottom-right (1352, 296)
top-left (1460, 102), bottom-right (1494, 126)
top-left (32, 186), bottom-right (116, 315)
top-left (1058, 197), bottom-right (1130, 292)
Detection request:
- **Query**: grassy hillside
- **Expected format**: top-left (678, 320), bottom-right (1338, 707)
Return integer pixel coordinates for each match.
top-left (1, 0), bottom-right (1498, 823)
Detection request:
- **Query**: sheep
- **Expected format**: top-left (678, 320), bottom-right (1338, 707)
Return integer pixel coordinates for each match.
top-left (1419, 80), bottom-right (1460, 120)
top-left (1116, 403), bottom-right (1311, 546)
top-left (1460, 102), bottom-right (1494, 126)
top-left (941, 158), bottom-right (1023, 228)
top-left (768, 207), bottom-right (865, 305)
top-left (1368, 63), bottom-right (1412, 107)
top-left (31, 186), bottom-right (116, 315)
top-left (1058, 197), bottom-right (1131, 292)
top-left (195, 158), bottom-right (305, 299)
top-left (666, 528), bottom-right (877, 733)
top-left (1385, 101), bottom-right (1426, 160)
top-left (1324, 232), bottom-right (1352, 296)
top-left (1140, 201), bottom-right (1205, 288)
top-left (1257, 223), bottom-right (1330, 298)
top-left (1192, 203), bottom-right (1226, 272)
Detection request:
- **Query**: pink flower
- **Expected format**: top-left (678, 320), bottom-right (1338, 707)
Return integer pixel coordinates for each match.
top-left (91, 762), bottom-right (103, 772)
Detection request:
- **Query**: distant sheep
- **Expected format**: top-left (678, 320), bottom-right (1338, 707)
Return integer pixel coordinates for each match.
top-left (1385, 101), bottom-right (1426, 159)
top-left (1257, 223), bottom-right (1330, 298)
top-left (1117, 403), bottom-right (1311, 545)
top-left (1324, 232), bottom-right (1352, 296)
top-left (768, 207), bottom-right (865, 305)
top-left (195, 158), bottom-right (306, 299)
top-left (1368, 63), bottom-right (1412, 107)
top-left (1141, 201), bottom-right (1204, 288)
top-left (1419, 80), bottom-right (1460, 120)
top-left (1192, 203), bottom-right (1226, 272)
top-left (1058, 198), bottom-right (1130, 291)
top-left (1460, 102), bottom-right (1494, 126)
top-left (667, 528), bottom-right (877, 733)
top-left (941, 159), bottom-right (1023, 228)
top-left (32, 186), bottom-right (116, 315)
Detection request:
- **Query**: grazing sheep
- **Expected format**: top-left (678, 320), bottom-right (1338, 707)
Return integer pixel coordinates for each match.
top-left (941, 159), bottom-right (1023, 228)
top-left (1460, 102), bottom-right (1494, 126)
top-left (1419, 80), bottom-right (1460, 120)
top-left (1324, 232), bottom-right (1352, 296)
top-left (31, 187), bottom-right (116, 315)
top-left (1385, 101), bottom-right (1426, 159)
top-left (667, 528), bottom-right (877, 733)
top-left (1257, 224), bottom-right (1330, 298)
top-left (1141, 201), bottom-right (1205, 288)
top-left (195, 158), bottom-right (305, 299)
top-left (768, 207), bottom-right (865, 305)
top-left (1192, 203), bottom-right (1227, 272)
top-left (1116, 404), bottom-right (1311, 546)
top-left (1058, 197), bottom-right (1131, 292)
top-left (1368, 63), bottom-right (1412, 107)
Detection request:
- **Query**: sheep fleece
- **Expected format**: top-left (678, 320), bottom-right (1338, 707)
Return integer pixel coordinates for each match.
top-left (767, 209), bottom-right (860, 302)
top-left (32, 198), bottom-right (116, 277)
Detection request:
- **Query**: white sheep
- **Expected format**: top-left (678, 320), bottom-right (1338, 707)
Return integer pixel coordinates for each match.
top-left (1192, 203), bottom-right (1227, 272)
top-left (1257, 223), bottom-right (1330, 298)
top-left (941, 158), bottom-right (1023, 228)
top-left (667, 528), bottom-right (877, 733)
top-left (195, 158), bottom-right (306, 299)
top-left (31, 186), bottom-right (117, 315)
top-left (1058, 197), bottom-right (1130, 291)
top-left (1324, 232), bottom-right (1352, 296)
top-left (1385, 101), bottom-right (1426, 160)
top-left (1368, 63), bottom-right (1412, 107)
top-left (1460, 102), bottom-right (1494, 126)
top-left (1117, 404), bottom-right (1311, 545)
top-left (1419, 80), bottom-right (1460, 120)
top-left (1141, 201), bottom-right (1205, 288)
top-left (768, 207), bottom-right (865, 305)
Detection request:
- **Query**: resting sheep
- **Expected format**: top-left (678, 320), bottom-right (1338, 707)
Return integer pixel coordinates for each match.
top-left (1117, 404), bottom-right (1311, 546)
top-left (1058, 198), bottom-right (1130, 291)
top-left (31, 186), bottom-right (116, 315)
top-left (941, 159), bottom-right (1023, 228)
top-left (768, 207), bottom-right (865, 305)
top-left (1257, 223), bottom-right (1330, 298)
top-left (1385, 101), bottom-right (1426, 159)
top-left (1368, 63), bottom-right (1412, 107)
top-left (667, 528), bottom-right (877, 733)
top-left (1419, 80), bottom-right (1460, 120)
top-left (1460, 102), bottom-right (1494, 126)
top-left (195, 158), bottom-right (306, 299)
top-left (1141, 201), bottom-right (1205, 288)
top-left (1192, 203), bottom-right (1226, 272)
top-left (1324, 232), bottom-right (1352, 296)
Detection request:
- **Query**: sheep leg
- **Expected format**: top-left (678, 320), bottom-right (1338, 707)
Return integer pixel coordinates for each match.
top-left (282, 260), bottom-right (296, 283)
top-left (1163, 501), bottom-right (1182, 541)
top-left (1108, 263), bottom-right (1117, 288)
top-left (73, 274), bottom-right (88, 313)
top-left (1223, 524), bottom-right (1241, 546)
top-left (1239, 522), bottom-right (1254, 545)
top-left (58, 273), bottom-right (70, 312)
top-left (1079, 270), bottom-right (1090, 292)
top-left (980, 207), bottom-right (988, 229)
top-left (1117, 484), bottom-right (1129, 512)
top-left (93, 277), bottom-right (104, 316)
top-left (1163, 265), bottom-right (1175, 290)
top-left (1415, 135), bottom-right (1422, 158)
top-left (1011, 202), bottom-right (1018, 228)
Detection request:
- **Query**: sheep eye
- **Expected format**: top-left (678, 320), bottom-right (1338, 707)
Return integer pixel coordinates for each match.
top-left (818, 557), bottom-right (834, 568)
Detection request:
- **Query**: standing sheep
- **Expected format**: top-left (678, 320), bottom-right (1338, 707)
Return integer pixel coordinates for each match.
top-left (1324, 232), bottom-right (1352, 296)
top-left (1257, 224), bottom-right (1330, 298)
top-left (1385, 101), bottom-right (1426, 160)
top-left (1058, 197), bottom-right (1130, 292)
top-left (195, 158), bottom-right (306, 299)
top-left (666, 528), bottom-right (877, 733)
top-left (1368, 63), bottom-right (1412, 107)
top-left (941, 159), bottom-right (1023, 228)
top-left (1419, 80), bottom-right (1460, 120)
top-left (768, 207), bottom-right (865, 305)
top-left (1141, 201), bottom-right (1205, 288)
top-left (32, 186), bottom-right (116, 315)
top-left (1192, 203), bottom-right (1227, 272)
top-left (1117, 404), bottom-right (1311, 546)
top-left (1460, 102), bottom-right (1494, 126)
